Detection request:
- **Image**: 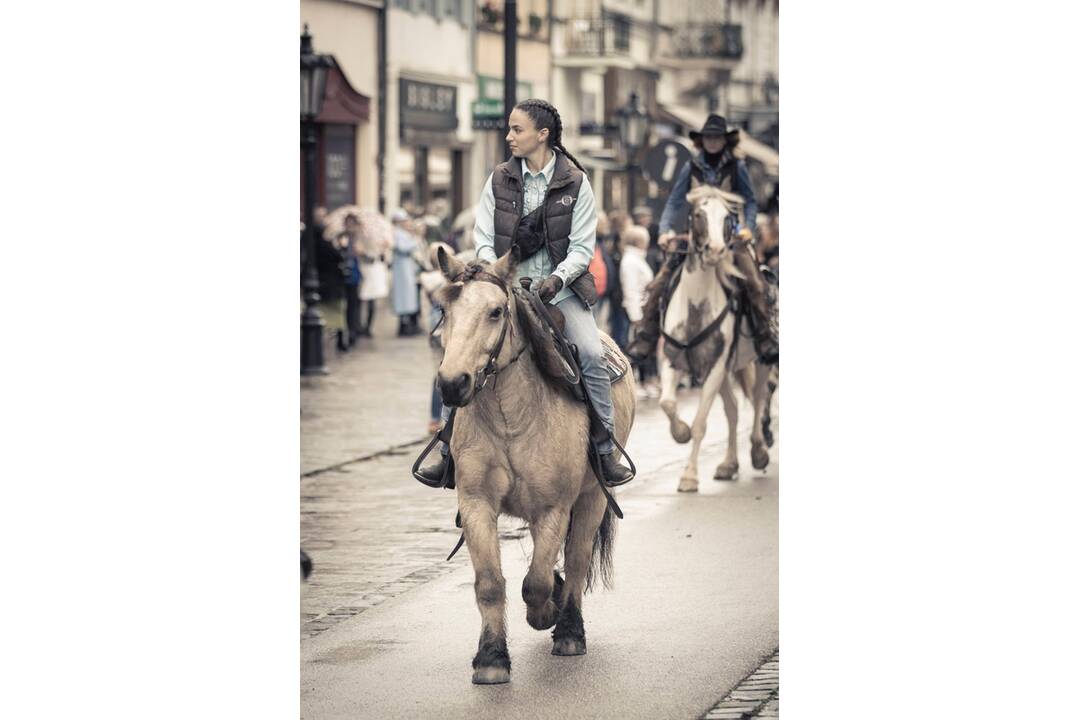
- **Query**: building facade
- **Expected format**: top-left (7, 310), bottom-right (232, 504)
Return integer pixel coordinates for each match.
top-left (386, 0), bottom-right (476, 217)
top-left (299, 0), bottom-right (382, 214)
top-left (298, 0), bottom-right (777, 221)
top-left (470, 0), bottom-right (553, 203)
top-left (546, 0), bottom-right (778, 215)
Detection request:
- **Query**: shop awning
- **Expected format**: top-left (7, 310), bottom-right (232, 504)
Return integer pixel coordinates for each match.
top-left (736, 130), bottom-right (779, 177)
top-left (655, 103), bottom-right (778, 177)
top-left (655, 103), bottom-right (707, 134)
top-left (315, 59), bottom-right (371, 125)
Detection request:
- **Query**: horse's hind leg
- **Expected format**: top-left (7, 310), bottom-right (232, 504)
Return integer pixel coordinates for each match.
top-left (746, 363), bottom-right (770, 470)
top-left (679, 352), bottom-right (729, 492)
top-left (522, 508), bottom-right (571, 631)
top-left (553, 489), bottom-right (608, 656)
top-left (762, 365), bottom-right (777, 447)
top-left (713, 375), bottom-right (739, 480)
top-left (659, 356), bottom-right (691, 443)
top-left (459, 496), bottom-right (511, 684)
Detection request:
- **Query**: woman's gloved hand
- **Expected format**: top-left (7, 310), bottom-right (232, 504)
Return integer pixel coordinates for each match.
top-left (538, 274), bottom-right (563, 303)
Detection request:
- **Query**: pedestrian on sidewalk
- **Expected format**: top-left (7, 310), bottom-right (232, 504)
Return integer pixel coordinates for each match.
top-left (390, 209), bottom-right (422, 337)
top-left (356, 211), bottom-right (392, 338)
top-left (339, 213), bottom-right (363, 346)
top-left (597, 211), bottom-right (629, 349)
top-left (619, 224), bottom-right (659, 398)
top-left (631, 205), bottom-right (663, 274)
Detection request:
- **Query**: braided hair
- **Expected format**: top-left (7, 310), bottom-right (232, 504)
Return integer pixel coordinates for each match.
top-left (514, 98), bottom-right (588, 175)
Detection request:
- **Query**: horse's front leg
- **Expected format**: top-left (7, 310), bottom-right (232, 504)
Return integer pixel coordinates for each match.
top-left (659, 353), bottom-right (690, 444)
top-left (713, 375), bottom-right (740, 480)
top-left (522, 507), bottom-right (570, 631)
top-left (459, 492), bottom-right (510, 684)
top-left (679, 348), bottom-right (730, 492)
top-left (554, 487), bottom-right (608, 656)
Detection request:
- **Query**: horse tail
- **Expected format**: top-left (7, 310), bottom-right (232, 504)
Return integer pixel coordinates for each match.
top-left (586, 505), bottom-right (617, 592)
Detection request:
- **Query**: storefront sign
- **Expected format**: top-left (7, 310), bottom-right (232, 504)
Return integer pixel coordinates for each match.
top-left (400, 78), bottom-right (458, 131)
top-left (470, 75), bottom-right (534, 126)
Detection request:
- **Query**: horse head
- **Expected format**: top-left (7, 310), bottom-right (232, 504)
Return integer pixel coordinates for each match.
top-left (686, 185), bottom-right (745, 281)
top-left (433, 246), bottom-right (521, 407)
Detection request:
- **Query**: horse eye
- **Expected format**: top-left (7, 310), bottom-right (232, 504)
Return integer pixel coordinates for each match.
top-left (489, 307), bottom-right (503, 320)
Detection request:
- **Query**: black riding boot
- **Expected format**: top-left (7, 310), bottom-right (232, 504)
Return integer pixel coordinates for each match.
top-left (414, 453), bottom-right (453, 487)
top-left (626, 254), bottom-right (681, 363)
top-left (599, 452), bottom-right (633, 486)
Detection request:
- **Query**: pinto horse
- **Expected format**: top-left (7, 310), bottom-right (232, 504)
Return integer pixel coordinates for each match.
top-left (432, 246), bottom-right (636, 684)
top-left (657, 186), bottom-right (773, 492)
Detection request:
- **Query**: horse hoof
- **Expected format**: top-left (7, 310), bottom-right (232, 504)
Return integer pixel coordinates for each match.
top-left (552, 638), bottom-right (587, 656)
top-left (677, 476), bottom-right (699, 493)
top-left (472, 666), bottom-right (511, 684)
top-left (671, 420), bottom-right (692, 444)
top-left (751, 445), bottom-right (770, 470)
top-left (527, 603), bottom-right (559, 631)
top-left (713, 462), bottom-right (738, 480)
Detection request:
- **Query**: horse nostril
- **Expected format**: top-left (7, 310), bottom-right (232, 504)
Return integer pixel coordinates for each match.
top-left (438, 372), bottom-right (472, 406)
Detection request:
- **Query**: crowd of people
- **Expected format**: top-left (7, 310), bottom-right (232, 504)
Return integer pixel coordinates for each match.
top-left (303, 174), bottom-right (778, 433)
top-left (304, 196), bottom-right (778, 398)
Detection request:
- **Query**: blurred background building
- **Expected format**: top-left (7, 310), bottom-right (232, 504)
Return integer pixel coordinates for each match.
top-left (299, 0), bottom-right (777, 219)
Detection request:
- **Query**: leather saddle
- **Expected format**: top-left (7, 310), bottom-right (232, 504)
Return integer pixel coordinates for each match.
top-left (512, 280), bottom-right (628, 402)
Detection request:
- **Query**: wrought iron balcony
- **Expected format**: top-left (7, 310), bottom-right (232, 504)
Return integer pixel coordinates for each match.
top-left (564, 15), bottom-right (631, 56)
top-left (670, 23), bottom-right (743, 60)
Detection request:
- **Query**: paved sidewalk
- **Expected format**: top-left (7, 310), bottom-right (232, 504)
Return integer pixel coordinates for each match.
top-left (301, 306), bottom-right (437, 475)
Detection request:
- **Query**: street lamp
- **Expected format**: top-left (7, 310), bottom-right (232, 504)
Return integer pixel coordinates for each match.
top-left (616, 91), bottom-right (649, 210)
top-left (300, 25), bottom-right (332, 376)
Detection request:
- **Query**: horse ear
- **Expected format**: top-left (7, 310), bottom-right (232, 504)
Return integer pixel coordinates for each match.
top-left (492, 246), bottom-right (519, 283)
top-left (437, 245), bottom-right (466, 280)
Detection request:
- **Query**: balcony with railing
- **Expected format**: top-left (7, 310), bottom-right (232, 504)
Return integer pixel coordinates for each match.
top-left (563, 15), bottom-right (632, 57)
top-left (666, 23), bottom-right (743, 62)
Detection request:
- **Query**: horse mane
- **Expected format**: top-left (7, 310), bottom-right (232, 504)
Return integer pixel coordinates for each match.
top-left (686, 185), bottom-right (746, 215)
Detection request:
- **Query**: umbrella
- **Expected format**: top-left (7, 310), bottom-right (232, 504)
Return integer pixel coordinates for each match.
top-left (322, 206), bottom-right (393, 253)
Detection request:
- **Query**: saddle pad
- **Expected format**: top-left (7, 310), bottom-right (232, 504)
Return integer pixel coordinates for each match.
top-left (602, 335), bottom-right (629, 383)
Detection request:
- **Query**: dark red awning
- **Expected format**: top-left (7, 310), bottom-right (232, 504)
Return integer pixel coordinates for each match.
top-left (316, 60), bottom-right (370, 125)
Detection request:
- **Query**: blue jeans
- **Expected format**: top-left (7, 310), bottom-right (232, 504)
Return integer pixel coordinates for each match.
top-left (440, 294), bottom-right (616, 455)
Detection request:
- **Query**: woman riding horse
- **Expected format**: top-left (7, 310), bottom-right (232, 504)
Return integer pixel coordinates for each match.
top-left (418, 98), bottom-right (632, 488)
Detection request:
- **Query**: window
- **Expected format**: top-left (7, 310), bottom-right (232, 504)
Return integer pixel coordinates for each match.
top-left (416, 0), bottom-right (436, 16)
top-left (443, 0), bottom-right (462, 22)
top-left (392, 0), bottom-right (411, 9)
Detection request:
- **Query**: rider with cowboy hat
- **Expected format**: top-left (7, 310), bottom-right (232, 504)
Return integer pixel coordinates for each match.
top-left (626, 114), bottom-right (779, 365)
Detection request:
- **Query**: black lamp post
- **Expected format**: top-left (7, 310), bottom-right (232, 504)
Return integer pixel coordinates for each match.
top-left (615, 91), bottom-right (649, 210)
top-left (300, 25), bottom-right (331, 376)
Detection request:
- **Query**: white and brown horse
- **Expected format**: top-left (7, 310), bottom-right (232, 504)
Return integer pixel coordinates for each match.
top-left (657, 186), bottom-right (773, 493)
top-left (433, 246), bottom-right (636, 684)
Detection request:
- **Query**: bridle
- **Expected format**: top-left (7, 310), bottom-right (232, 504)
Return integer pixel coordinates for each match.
top-left (447, 267), bottom-right (527, 394)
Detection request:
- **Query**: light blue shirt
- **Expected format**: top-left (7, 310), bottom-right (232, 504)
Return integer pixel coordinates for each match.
top-left (474, 149), bottom-right (597, 305)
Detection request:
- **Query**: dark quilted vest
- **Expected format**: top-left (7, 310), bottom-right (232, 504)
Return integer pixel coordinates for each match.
top-left (490, 151), bottom-right (598, 306)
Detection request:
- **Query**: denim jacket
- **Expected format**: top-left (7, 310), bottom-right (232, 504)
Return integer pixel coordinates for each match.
top-left (659, 152), bottom-right (757, 234)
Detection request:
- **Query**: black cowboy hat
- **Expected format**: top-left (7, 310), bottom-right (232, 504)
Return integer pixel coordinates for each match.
top-left (689, 114), bottom-right (741, 146)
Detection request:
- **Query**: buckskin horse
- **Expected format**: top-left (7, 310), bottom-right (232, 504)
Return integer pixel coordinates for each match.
top-left (657, 185), bottom-right (773, 493)
top-left (432, 245), bottom-right (636, 684)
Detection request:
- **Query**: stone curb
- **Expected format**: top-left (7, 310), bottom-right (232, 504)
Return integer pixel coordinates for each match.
top-left (300, 436), bottom-right (430, 480)
top-left (700, 649), bottom-right (779, 719)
